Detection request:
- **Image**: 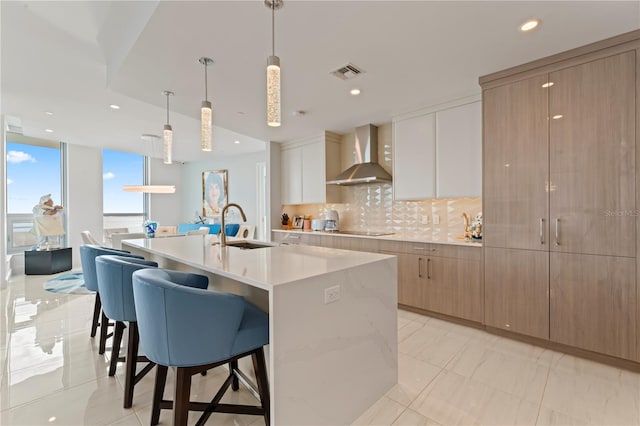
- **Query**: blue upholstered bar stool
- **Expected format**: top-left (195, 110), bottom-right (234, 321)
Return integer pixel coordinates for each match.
top-left (79, 245), bottom-right (143, 354)
top-left (95, 255), bottom-right (158, 408)
top-left (132, 268), bottom-right (270, 426)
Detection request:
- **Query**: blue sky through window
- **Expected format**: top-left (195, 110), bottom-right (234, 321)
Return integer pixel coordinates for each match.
top-left (103, 149), bottom-right (143, 214)
top-left (6, 142), bottom-right (61, 214)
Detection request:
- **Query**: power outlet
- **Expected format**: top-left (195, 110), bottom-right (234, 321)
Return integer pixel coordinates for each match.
top-left (324, 285), bottom-right (340, 304)
top-left (433, 214), bottom-right (440, 225)
top-left (420, 215), bottom-right (430, 224)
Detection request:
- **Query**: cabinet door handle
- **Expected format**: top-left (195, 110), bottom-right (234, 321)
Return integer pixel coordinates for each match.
top-left (555, 218), bottom-right (560, 246)
top-left (418, 257), bottom-right (423, 278)
top-left (427, 258), bottom-right (431, 280)
top-left (539, 218), bottom-right (544, 245)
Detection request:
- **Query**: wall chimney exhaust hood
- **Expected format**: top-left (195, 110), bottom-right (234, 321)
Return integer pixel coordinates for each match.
top-left (327, 124), bottom-right (392, 186)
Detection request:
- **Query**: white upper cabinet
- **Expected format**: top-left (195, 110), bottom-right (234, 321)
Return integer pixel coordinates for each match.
top-left (436, 101), bottom-right (482, 198)
top-left (280, 132), bottom-right (341, 205)
top-left (392, 97), bottom-right (482, 200)
top-left (393, 113), bottom-right (436, 200)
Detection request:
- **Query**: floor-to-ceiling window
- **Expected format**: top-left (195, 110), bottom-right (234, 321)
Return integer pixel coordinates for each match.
top-left (5, 133), bottom-right (63, 253)
top-left (102, 149), bottom-right (145, 233)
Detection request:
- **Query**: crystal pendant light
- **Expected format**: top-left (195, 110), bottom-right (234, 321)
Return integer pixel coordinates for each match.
top-left (265, 0), bottom-right (283, 127)
top-left (199, 57), bottom-right (214, 151)
top-left (162, 90), bottom-right (174, 164)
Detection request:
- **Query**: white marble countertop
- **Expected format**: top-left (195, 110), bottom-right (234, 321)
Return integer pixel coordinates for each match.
top-left (272, 228), bottom-right (482, 247)
top-left (124, 235), bottom-right (395, 291)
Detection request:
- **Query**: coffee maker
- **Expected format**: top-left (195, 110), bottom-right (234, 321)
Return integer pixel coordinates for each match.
top-left (324, 210), bottom-right (339, 231)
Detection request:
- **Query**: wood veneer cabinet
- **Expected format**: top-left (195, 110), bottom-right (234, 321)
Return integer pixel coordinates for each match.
top-left (481, 32), bottom-right (638, 360)
top-left (390, 246), bottom-right (482, 323)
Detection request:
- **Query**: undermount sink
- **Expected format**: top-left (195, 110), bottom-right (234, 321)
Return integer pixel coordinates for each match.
top-left (224, 240), bottom-right (276, 250)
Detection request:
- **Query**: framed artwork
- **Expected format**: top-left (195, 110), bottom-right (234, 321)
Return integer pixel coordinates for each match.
top-left (202, 170), bottom-right (228, 217)
top-left (292, 216), bottom-right (304, 229)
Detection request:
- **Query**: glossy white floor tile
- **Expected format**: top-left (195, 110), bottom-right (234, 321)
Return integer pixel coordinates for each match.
top-left (3, 273), bottom-right (640, 425)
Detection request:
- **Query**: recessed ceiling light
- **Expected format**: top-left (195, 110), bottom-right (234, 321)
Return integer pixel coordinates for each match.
top-left (45, 111), bottom-right (53, 116)
top-left (234, 140), bottom-right (240, 144)
top-left (552, 114), bottom-right (563, 120)
top-left (45, 129), bottom-right (54, 133)
top-left (520, 19), bottom-right (540, 32)
top-left (350, 88), bottom-right (361, 96)
top-left (541, 82), bottom-right (554, 88)
top-left (109, 104), bottom-right (120, 110)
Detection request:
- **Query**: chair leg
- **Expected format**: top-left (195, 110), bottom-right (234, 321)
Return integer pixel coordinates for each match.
top-left (124, 322), bottom-right (139, 408)
top-left (252, 347), bottom-right (270, 425)
top-left (151, 365), bottom-right (168, 426)
top-left (99, 311), bottom-right (110, 354)
top-left (230, 360), bottom-right (239, 391)
top-left (174, 367), bottom-right (192, 426)
top-left (108, 321), bottom-right (125, 376)
top-left (90, 294), bottom-right (102, 338)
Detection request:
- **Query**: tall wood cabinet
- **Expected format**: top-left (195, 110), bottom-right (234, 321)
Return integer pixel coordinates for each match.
top-left (482, 33), bottom-right (638, 361)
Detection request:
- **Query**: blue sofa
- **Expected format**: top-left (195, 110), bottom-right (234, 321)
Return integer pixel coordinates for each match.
top-left (177, 223), bottom-right (240, 236)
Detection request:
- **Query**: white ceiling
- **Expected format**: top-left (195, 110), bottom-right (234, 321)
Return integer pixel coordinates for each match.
top-left (2, 1), bottom-right (639, 162)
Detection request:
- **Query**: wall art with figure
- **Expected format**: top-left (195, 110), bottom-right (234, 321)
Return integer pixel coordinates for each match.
top-left (202, 170), bottom-right (228, 217)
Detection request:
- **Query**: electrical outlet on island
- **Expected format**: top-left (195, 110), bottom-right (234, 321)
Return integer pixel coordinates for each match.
top-left (433, 214), bottom-right (440, 225)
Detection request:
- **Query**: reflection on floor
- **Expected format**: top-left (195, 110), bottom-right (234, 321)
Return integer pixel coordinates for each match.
top-left (2, 271), bottom-right (640, 425)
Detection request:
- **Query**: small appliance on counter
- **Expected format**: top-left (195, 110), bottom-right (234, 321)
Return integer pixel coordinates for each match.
top-left (311, 219), bottom-right (326, 231)
top-left (324, 210), bottom-right (339, 231)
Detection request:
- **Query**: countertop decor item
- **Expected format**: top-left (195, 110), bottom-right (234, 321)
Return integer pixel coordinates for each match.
top-left (281, 212), bottom-right (289, 229)
top-left (144, 220), bottom-right (158, 237)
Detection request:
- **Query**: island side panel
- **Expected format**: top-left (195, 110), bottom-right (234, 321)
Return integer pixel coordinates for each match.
top-left (270, 256), bottom-right (398, 425)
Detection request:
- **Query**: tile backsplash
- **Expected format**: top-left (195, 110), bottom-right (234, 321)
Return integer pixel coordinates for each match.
top-left (284, 187), bottom-right (481, 241)
top-left (281, 122), bottom-right (482, 240)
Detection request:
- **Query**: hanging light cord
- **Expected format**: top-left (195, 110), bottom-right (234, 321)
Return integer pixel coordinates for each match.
top-left (271, 1), bottom-right (275, 56)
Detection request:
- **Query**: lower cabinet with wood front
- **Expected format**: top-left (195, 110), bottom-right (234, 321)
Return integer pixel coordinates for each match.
top-left (389, 248), bottom-right (482, 323)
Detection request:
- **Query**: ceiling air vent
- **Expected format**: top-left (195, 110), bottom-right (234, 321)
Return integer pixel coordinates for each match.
top-left (330, 63), bottom-right (365, 80)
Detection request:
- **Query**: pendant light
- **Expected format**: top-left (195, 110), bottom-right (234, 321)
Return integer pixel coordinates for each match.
top-left (162, 90), bottom-right (174, 164)
top-left (199, 57), bottom-right (214, 151)
top-left (265, 0), bottom-right (283, 127)
top-left (122, 134), bottom-right (176, 194)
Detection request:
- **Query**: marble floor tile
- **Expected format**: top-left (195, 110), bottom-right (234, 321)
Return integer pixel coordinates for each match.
top-left (399, 323), bottom-right (469, 368)
top-left (392, 408), bottom-right (442, 425)
top-left (0, 376), bottom-right (131, 425)
top-left (386, 353), bottom-right (441, 406)
top-left (398, 320), bottom-right (425, 343)
top-left (4, 276), bottom-right (640, 426)
top-left (535, 407), bottom-right (588, 426)
top-left (351, 395), bottom-right (406, 425)
top-left (541, 358), bottom-right (640, 425)
top-left (410, 370), bottom-right (540, 426)
top-left (446, 338), bottom-right (550, 404)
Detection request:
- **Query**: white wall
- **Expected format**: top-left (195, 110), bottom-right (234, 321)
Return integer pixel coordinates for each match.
top-left (181, 152), bottom-right (265, 226)
top-left (67, 144), bottom-right (103, 267)
top-left (149, 158), bottom-right (182, 226)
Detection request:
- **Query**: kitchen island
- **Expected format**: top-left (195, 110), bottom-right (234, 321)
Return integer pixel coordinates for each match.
top-left (123, 235), bottom-right (398, 425)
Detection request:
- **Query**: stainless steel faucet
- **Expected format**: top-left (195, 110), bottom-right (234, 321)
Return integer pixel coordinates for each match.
top-left (220, 203), bottom-right (247, 247)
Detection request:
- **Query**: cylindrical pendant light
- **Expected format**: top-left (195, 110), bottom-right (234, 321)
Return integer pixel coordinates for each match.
top-left (199, 57), bottom-right (214, 151)
top-left (162, 90), bottom-right (174, 164)
top-left (265, 0), bottom-right (283, 127)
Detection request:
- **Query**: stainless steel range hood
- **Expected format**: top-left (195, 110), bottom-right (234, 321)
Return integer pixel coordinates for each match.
top-left (327, 124), bottom-right (392, 186)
